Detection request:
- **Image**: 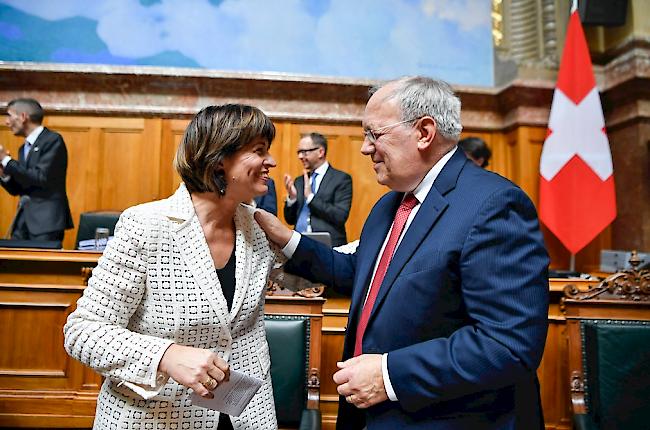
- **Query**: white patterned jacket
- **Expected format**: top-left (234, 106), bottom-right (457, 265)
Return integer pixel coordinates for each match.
top-left (64, 184), bottom-right (280, 429)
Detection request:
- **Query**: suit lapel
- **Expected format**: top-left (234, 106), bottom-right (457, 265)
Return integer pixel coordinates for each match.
top-left (366, 149), bottom-right (468, 323)
top-left (313, 167), bottom-right (334, 198)
top-left (295, 175), bottom-right (305, 208)
top-left (168, 186), bottom-right (232, 330)
top-left (349, 193), bottom-right (401, 324)
top-left (368, 189), bottom-right (448, 318)
top-left (228, 205), bottom-right (255, 321)
top-left (25, 128), bottom-right (47, 167)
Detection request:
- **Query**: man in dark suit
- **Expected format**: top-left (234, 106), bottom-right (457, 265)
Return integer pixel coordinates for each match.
top-left (283, 132), bottom-right (352, 247)
top-left (256, 76), bottom-right (549, 429)
top-left (1, 98), bottom-right (73, 242)
top-left (254, 177), bottom-right (278, 215)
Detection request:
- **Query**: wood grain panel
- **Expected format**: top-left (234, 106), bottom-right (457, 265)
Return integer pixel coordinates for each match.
top-left (0, 115), bottom-right (605, 272)
top-left (0, 128), bottom-right (25, 238)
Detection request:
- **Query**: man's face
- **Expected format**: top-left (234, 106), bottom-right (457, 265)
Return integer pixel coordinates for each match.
top-left (5, 108), bottom-right (28, 137)
top-left (361, 86), bottom-right (421, 192)
top-left (297, 136), bottom-right (323, 172)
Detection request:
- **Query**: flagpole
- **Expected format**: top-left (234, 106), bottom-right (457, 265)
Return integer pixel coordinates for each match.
top-left (569, 254), bottom-right (576, 272)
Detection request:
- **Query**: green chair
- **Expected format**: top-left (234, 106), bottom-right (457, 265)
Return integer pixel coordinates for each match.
top-left (265, 314), bottom-right (321, 430)
top-left (564, 251), bottom-right (650, 430)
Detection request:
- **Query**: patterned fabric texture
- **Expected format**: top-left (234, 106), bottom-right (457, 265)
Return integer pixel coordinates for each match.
top-left (64, 184), bottom-right (281, 429)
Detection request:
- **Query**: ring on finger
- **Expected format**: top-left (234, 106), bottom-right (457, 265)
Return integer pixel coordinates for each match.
top-left (346, 395), bottom-right (354, 403)
top-left (201, 377), bottom-right (217, 390)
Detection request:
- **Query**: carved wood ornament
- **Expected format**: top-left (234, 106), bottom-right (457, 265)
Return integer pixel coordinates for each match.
top-left (563, 251), bottom-right (650, 302)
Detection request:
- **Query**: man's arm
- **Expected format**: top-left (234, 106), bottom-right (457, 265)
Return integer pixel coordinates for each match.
top-left (3, 133), bottom-right (67, 190)
top-left (387, 187), bottom-right (549, 411)
top-left (309, 172), bottom-right (352, 226)
top-left (0, 144), bottom-right (22, 195)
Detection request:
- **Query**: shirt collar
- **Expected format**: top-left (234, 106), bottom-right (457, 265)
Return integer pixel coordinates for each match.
top-left (410, 146), bottom-right (457, 204)
top-left (313, 161), bottom-right (329, 177)
top-left (25, 126), bottom-right (44, 145)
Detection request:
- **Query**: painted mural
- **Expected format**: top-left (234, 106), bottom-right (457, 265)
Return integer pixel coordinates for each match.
top-left (0, 0), bottom-right (494, 86)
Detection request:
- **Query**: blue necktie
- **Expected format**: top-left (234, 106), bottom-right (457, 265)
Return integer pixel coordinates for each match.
top-left (295, 172), bottom-right (318, 233)
top-left (23, 141), bottom-right (32, 160)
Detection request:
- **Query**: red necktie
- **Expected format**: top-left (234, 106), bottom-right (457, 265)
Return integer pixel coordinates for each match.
top-left (354, 193), bottom-right (419, 356)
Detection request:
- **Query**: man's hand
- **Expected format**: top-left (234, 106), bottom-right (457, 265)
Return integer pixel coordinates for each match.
top-left (0, 145), bottom-right (8, 159)
top-left (333, 354), bottom-right (388, 409)
top-left (283, 173), bottom-right (297, 200)
top-left (254, 209), bottom-right (293, 248)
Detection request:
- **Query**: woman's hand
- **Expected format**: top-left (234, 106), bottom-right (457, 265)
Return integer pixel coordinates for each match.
top-left (159, 344), bottom-right (229, 398)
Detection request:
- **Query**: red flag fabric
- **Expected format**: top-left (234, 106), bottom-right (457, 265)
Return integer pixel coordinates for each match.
top-left (539, 10), bottom-right (616, 255)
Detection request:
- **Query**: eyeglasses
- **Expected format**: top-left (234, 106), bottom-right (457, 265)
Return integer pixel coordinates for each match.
top-left (296, 147), bottom-right (320, 156)
top-left (363, 118), bottom-right (418, 144)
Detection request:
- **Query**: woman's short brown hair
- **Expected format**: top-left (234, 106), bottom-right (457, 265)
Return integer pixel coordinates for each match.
top-left (174, 104), bottom-right (275, 194)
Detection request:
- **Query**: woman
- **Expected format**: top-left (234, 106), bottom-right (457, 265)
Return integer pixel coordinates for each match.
top-left (65, 104), bottom-right (281, 429)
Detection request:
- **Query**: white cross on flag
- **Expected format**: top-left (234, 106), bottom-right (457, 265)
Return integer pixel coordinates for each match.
top-left (539, 6), bottom-right (616, 255)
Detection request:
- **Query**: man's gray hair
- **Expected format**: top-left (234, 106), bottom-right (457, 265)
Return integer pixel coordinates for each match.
top-left (370, 76), bottom-right (462, 141)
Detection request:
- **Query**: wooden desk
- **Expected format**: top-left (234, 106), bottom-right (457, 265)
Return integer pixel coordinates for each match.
top-left (0, 248), bottom-right (101, 428)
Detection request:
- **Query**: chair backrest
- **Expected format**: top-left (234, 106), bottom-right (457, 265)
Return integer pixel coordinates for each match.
top-left (75, 211), bottom-right (121, 249)
top-left (265, 315), bottom-right (309, 426)
top-left (563, 251), bottom-right (650, 430)
top-left (263, 295), bottom-right (324, 429)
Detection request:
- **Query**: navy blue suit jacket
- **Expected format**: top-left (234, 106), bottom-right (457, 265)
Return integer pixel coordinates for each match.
top-left (285, 149), bottom-right (549, 429)
top-left (1, 127), bottom-right (73, 236)
top-left (254, 177), bottom-right (277, 215)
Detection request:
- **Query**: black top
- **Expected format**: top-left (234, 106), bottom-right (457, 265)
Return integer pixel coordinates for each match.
top-left (216, 247), bottom-right (236, 311)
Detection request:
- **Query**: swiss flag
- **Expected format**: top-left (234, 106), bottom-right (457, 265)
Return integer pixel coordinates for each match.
top-left (539, 7), bottom-right (616, 255)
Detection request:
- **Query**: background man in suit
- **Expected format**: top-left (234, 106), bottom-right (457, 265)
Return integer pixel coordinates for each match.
top-left (256, 76), bottom-right (549, 429)
top-left (0, 98), bottom-right (73, 242)
top-left (254, 177), bottom-right (277, 215)
top-left (283, 132), bottom-right (352, 246)
top-left (459, 136), bottom-right (492, 168)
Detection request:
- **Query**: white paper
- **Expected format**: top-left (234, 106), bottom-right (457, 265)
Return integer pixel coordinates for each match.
top-left (190, 369), bottom-right (263, 417)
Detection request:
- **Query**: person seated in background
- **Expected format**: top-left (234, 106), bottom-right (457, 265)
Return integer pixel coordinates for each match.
top-left (459, 136), bottom-right (492, 168)
top-left (283, 132), bottom-right (352, 247)
top-left (0, 98), bottom-right (73, 242)
top-left (254, 176), bottom-right (277, 215)
top-left (64, 104), bottom-right (284, 430)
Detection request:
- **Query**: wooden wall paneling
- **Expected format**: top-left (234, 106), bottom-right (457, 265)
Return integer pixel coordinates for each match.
top-left (159, 119), bottom-right (188, 200)
top-left (267, 121), bottom-right (290, 221)
top-left (142, 118), bottom-right (163, 201)
top-left (52, 123), bottom-right (96, 250)
top-left (0, 128), bottom-right (22, 238)
top-left (42, 116), bottom-right (152, 249)
top-left (460, 131), bottom-right (509, 178)
top-left (98, 119), bottom-right (148, 210)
